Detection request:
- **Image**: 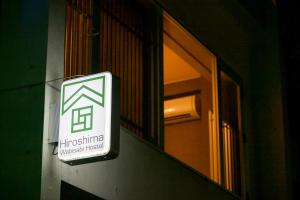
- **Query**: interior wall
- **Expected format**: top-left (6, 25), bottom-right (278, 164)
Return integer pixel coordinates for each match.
top-left (164, 78), bottom-right (212, 177)
top-left (0, 0), bottom-right (48, 199)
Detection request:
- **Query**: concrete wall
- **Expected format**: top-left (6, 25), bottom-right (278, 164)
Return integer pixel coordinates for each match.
top-left (249, 4), bottom-right (290, 199)
top-left (41, 1), bottom-right (237, 199)
top-left (0, 0), bottom-right (48, 199)
top-left (43, 128), bottom-right (239, 200)
top-left (41, 0), bottom-right (289, 200)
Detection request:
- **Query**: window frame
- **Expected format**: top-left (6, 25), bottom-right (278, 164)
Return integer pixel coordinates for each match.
top-left (160, 11), bottom-right (246, 197)
top-left (217, 58), bottom-right (246, 196)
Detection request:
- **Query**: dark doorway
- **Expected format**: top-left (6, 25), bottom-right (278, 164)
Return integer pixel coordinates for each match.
top-left (61, 181), bottom-right (105, 200)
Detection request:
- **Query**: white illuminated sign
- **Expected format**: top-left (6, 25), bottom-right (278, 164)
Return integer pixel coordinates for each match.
top-left (58, 72), bottom-right (119, 164)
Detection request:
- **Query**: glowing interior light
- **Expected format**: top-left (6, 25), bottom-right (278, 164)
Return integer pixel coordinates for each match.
top-left (165, 108), bottom-right (175, 113)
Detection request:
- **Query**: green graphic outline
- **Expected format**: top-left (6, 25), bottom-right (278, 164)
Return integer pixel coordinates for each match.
top-left (61, 76), bottom-right (105, 116)
top-left (71, 106), bottom-right (93, 133)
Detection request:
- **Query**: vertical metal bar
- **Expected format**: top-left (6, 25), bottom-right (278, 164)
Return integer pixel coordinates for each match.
top-left (140, 10), bottom-right (144, 135)
top-left (140, 40), bottom-right (143, 135)
top-left (91, 0), bottom-right (100, 74)
top-left (87, 0), bottom-right (93, 74)
top-left (98, 0), bottom-right (103, 72)
top-left (128, 29), bottom-right (132, 130)
top-left (106, 2), bottom-right (110, 72)
top-left (124, 7), bottom-right (128, 129)
top-left (136, 16), bottom-right (140, 135)
top-left (128, 10), bottom-right (132, 131)
top-left (69, 0), bottom-right (74, 77)
top-left (82, 1), bottom-right (86, 75)
top-left (120, 2), bottom-right (124, 123)
top-left (111, 0), bottom-right (116, 75)
top-left (76, 0), bottom-right (80, 75)
top-left (223, 124), bottom-right (228, 189)
top-left (103, 7), bottom-right (107, 71)
top-left (73, 0), bottom-right (78, 76)
top-left (85, 0), bottom-right (88, 74)
top-left (64, 2), bottom-right (72, 78)
top-left (70, 0), bottom-right (76, 76)
top-left (142, 12), bottom-right (149, 140)
top-left (227, 125), bottom-right (231, 190)
top-left (114, 0), bottom-right (118, 76)
top-left (229, 126), bottom-right (233, 191)
top-left (134, 12), bottom-right (138, 134)
top-left (114, 5), bottom-right (119, 77)
top-left (135, 39), bottom-right (139, 135)
top-left (85, 0), bottom-right (89, 75)
top-left (151, 41), bottom-right (154, 140)
top-left (71, 0), bottom-right (75, 77)
top-left (117, 1), bottom-right (121, 77)
top-left (109, 0), bottom-right (113, 72)
top-left (78, 0), bottom-right (83, 75)
top-left (132, 25), bottom-right (136, 134)
top-left (233, 128), bottom-right (239, 193)
top-left (137, 35), bottom-right (140, 133)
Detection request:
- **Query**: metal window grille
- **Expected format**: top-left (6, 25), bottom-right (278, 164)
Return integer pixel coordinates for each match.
top-left (64, 0), bottom-right (148, 138)
top-left (64, 0), bottom-right (93, 77)
top-left (99, 0), bottom-right (144, 137)
top-left (222, 121), bottom-right (241, 194)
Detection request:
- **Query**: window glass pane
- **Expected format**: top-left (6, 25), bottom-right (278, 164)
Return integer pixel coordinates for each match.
top-left (220, 71), bottom-right (242, 194)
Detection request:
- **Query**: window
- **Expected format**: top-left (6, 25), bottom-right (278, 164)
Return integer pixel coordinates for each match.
top-left (163, 12), bottom-right (220, 181)
top-left (220, 70), bottom-right (243, 194)
top-left (163, 14), bottom-right (243, 194)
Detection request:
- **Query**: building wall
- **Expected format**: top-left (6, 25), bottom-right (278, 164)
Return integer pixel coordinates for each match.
top-left (0, 0), bottom-right (48, 199)
top-left (155, 0), bottom-right (289, 199)
top-left (44, 128), bottom-right (240, 200)
top-left (41, 1), bottom-right (237, 199)
top-left (40, 0), bottom-right (290, 200)
top-left (249, 4), bottom-right (290, 199)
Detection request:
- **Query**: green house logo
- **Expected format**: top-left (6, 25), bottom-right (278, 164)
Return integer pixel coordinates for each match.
top-left (61, 76), bottom-right (105, 133)
top-left (71, 106), bottom-right (93, 133)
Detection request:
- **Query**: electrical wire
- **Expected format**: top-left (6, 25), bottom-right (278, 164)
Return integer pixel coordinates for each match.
top-left (0, 75), bottom-right (85, 93)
